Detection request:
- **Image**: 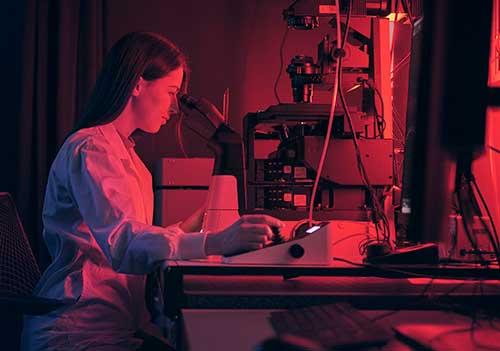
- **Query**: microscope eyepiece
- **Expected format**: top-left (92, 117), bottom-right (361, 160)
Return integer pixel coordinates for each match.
top-left (178, 93), bottom-right (198, 109)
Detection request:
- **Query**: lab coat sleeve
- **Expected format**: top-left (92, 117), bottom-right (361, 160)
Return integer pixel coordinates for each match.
top-left (68, 137), bottom-right (207, 274)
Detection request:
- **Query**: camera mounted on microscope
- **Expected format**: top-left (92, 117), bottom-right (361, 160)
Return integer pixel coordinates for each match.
top-left (286, 55), bottom-right (323, 104)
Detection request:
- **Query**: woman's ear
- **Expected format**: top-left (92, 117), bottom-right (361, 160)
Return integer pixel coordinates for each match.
top-left (131, 77), bottom-right (144, 97)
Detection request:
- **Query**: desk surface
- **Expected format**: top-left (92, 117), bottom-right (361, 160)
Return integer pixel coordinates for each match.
top-left (181, 308), bottom-right (500, 351)
top-left (162, 261), bottom-right (500, 350)
top-left (162, 260), bottom-right (500, 317)
top-left (183, 275), bottom-right (500, 296)
top-left (166, 259), bottom-right (500, 279)
top-left (180, 275), bottom-right (500, 311)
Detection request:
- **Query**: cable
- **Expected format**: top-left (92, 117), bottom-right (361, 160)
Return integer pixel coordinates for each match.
top-left (389, 0), bottom-right (412, 104)
top-left (457, 169), bottom-right (500, 267)
top-left (370, 276), bottom-right (440, 322)
top-left (274, 25), bottom-right (290, 104)
top-left (307, 0), bottom-right (343, 228)
top-left (489, 144), bottom-right (500, 154)
top-left (356, 78), bottom-right (386, 139)
top-left (371, 291), bottom-right (480, 324)
top-left (285, 0), bottom-right (301, 12)
top-left (390, 101), bottom-right (408, 141)
top-left (339, 76), bottom-right (391, 244)
top-left (358, 237), bottom-right (381, 255)
top-left (389, 0), bottom-right (413, 188)
top-left (341, 0), bottom-right (352, 50)
top-left (371, 83), bottom-right (386, 138)
top-left (471, 174), bottom-right (500, 257)
top-left (456, 177), bottom-right (487, 265)
top-left (176, 113), bottom-right (189, 158)
top-left (389, 0), bottom-right (400, 61)
top-left (391, 52), bottom-right (411, 75)
top-left (400, 0), bottom-right (414, 28)
top-left (333, 256), bottom-right (500, 279)
top-left (440, 282), bottom-right (499, 351)
top-left (472, 176), bottom-right (500, 249)
top-left (330, 232), bottom-right (370, 248)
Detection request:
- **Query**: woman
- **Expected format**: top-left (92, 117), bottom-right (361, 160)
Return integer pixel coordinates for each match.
top-left (22, 31), bottom-right (281, 351)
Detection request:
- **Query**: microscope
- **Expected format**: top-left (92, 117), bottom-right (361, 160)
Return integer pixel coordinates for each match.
top-left (181, 0), bottom-right (397, 265)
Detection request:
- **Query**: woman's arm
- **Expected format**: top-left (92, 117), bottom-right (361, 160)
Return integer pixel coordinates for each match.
top-left (69, 138), bottom-right (207, 274)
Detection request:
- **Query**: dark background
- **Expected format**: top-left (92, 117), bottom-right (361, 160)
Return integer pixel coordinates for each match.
top-left (4, 1), bottom-right (500, 269)
top-left (2, 0), bottom-right (340, 268)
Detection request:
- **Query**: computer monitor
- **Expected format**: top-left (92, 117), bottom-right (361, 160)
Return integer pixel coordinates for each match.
top-left (401, 0), bottom-right (492, 246)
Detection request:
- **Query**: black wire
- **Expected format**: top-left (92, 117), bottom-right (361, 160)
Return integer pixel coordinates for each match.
top-left (338, 72), bottom-right (391, 243)
top-left (446, 206), bottom-right (461, 264)
top-left (335, 0), bottom-right (390, 244)
top-left (339, 73), bottom-right (390, 242)
top-left (427, 291), bottom-right (500, 350)
top-left (274, 25), bottom-right (290, 104)
top-left (332, 256), bottom-right (500, 280)
top-left (400, 0), bottom-right (415, 28)
top-left (456, 178), bottom-right (486, 264)
top-left (355, 79), bottom-right (386, 139)
top-left (341, 0), bottom-right (352, 50)
top-left (427, 326), bottom-right (476, 348)
top-left (336, 5), bottom-right (390, 240)
top-left (466, 281), bottom-right (500, 351)
top-left (457, 177), bottom-right (500, 268)
top-left (285, 0), bottom-right (301, 12)
top-left (176, 113), bottom-right (189, 158)
top-left (471, 274), bottom-right (480, 324)
top-left (489, 145), bottom-right (500, 154)
top-left (331, 232), bottom-right (367, 248)
top-left (393, 0), bottom-right (400, 23)
top-left (371, 84), bottom-right (386, 138)
top-left (369, 277), bottom-right (469, 323)
top-left (472, 176), bottom-right (500, 249)
top-left (460, 172), bottom-right (500, 267)
top-left (463, 281), bottom-right (500, 349)
top-left (471, 174), bottom-right (500, 258)
top-left (334, 257), bottom-right (500, 322)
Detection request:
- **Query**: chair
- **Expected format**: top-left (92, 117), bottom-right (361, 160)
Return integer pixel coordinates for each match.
top-left (0, 192), bottom-right (66, 350)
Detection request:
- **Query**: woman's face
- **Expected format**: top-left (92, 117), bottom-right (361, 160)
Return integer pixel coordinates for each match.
top-left (132, 67), bottom-right (183, 134)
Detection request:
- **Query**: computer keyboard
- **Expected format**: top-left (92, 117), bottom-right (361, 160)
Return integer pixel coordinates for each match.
top-left (269, 303), bottom-right (393, 350)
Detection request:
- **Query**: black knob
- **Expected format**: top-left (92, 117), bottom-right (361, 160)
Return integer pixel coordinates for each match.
top-left (289, 244), bottom-right (305, 259)
top-left (271, 226), bottom-right (285, 245)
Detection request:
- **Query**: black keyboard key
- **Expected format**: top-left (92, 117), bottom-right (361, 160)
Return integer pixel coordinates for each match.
top-left (269, 303), bottom-right (393, 350)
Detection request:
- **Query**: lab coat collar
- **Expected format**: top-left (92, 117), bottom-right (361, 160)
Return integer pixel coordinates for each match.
top-left (96, 123), bottom-right (134, 161)
top-left (95, 122), bottom-right (150, 222)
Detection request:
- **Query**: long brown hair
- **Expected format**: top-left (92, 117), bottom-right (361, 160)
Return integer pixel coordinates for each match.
top-left (74, 32), bottom-right (188, 132)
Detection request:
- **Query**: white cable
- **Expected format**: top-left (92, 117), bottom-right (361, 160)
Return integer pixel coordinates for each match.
top-left (176, 114), bottom-right (189, 158)
top-left (308, 0), bottom-right (343, 227)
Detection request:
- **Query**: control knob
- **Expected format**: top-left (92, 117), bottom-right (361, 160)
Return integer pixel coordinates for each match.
top-left (288, 244), bottom-right (305, 259)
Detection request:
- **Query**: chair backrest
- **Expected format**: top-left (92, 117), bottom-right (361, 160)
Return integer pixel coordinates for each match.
top-left (0, 192), bottom-right (40, 297)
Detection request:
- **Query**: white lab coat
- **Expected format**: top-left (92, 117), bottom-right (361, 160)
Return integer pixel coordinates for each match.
top-left (21, 122), bottom-right (207, 350)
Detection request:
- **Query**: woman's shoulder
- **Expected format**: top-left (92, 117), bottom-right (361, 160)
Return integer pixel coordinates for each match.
top-left (66, 125), bottom-right (105, 143)
top-left (63, 126), bottom-right (109, 152)
top-left (47, 126), bottom-right (109, 181)
top-left (49, 127), bottom-right (113, 168)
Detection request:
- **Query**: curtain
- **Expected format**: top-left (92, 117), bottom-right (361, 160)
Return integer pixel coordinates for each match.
top-left (17, 0), bottom-right (107, 269)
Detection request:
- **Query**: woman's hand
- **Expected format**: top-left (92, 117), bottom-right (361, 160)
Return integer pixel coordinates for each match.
top-left (204, 215), bottom-right (284, 256)
top-left (179, 204), bottom-right (206, 233)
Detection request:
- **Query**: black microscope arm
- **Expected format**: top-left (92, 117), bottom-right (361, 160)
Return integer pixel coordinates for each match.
top-left (178, 94), bottom-right (247, 210)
